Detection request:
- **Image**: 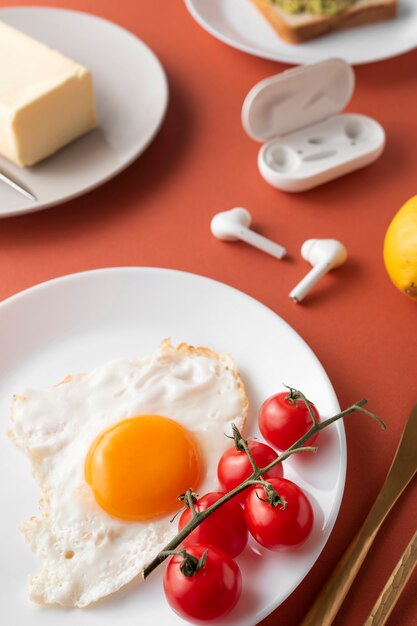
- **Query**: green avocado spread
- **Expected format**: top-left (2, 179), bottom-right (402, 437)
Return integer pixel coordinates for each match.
top-left (271, 0), bottom-right (356, 15)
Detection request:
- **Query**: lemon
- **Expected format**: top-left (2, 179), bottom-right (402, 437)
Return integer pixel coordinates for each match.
top-left (383, 195), bottom-right (417, 300)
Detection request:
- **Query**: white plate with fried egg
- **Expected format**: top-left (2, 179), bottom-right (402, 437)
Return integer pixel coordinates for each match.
top-left (0, 267), bottom-right (346, 625)
top-left (0, 8), bottom-right (168, 218)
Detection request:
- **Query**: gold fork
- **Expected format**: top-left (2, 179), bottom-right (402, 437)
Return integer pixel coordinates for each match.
top-left (364, 527), bottom-right (417, 626)
top-left (300, 402), bottom-right (417, 626)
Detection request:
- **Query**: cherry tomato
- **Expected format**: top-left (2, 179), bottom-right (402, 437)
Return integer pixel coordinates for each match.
top-left (178, 492), bottom-right (248, 557)
top-left (244, 477), bottom-right (314, 550)
top-left (164, 544), bottom-right (242, 621)
top-left (217, 440), bottom-right (284, 504)
top-left (258, 391), bottom-right (320, 451)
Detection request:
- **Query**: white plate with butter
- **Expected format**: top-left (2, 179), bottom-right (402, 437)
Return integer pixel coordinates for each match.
top-left (0, 8), bottom-right (168, 218)
top-left (0, 267), bottom-right (346, 625)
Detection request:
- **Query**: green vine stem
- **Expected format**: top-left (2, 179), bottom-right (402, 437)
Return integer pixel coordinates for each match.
top-left (142, 392), bottom-right (385, 580)
top-left (160, 548), bottom-right (208, 577)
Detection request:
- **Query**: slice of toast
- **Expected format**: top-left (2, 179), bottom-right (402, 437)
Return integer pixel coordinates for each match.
top-left (251, 0), bottom-right (397, 44)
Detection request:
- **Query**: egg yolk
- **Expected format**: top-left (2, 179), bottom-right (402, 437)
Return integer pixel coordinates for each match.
top-left (85, 415), bottom-right (202, 521)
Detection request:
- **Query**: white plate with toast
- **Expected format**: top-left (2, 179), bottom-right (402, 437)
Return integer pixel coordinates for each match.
top-left (0, 8), bottom-right (168, 218)
top-left (185, 0), bottom-right (417, 65)
top-left (0, 267), bottom-right (346, 625)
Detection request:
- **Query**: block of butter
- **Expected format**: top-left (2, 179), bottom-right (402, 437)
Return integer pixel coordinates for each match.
top-left (0, 20), bottom-right (97, 167)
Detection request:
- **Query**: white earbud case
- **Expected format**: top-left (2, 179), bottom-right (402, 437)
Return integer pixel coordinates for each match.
top-left (242, 59), bottom-right (385, 192)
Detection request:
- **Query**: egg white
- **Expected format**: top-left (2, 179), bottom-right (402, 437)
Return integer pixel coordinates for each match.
top-left (8, 340), bottom-right (248, 607)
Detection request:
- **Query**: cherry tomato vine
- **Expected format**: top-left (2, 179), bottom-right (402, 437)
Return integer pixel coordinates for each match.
top-left (142, 387), bottom-right (385, 580)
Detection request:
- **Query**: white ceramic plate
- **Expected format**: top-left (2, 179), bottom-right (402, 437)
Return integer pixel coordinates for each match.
top-left (0, 267), bottom-right (346, 626)
top-left (0, 8), bottom-right (168, 218)
top-left (185, 0), bottom-right (417, 65)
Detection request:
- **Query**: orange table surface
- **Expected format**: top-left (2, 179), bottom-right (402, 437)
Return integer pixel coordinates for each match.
top-left (1, 1), bottom-right (416, 625)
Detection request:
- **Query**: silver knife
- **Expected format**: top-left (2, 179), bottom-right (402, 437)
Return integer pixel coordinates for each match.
top-left (0, 169), bottom-right (37, 201)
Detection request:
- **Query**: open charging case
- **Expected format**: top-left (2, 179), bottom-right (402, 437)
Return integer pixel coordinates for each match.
top-left (242, 59), bottom-right (385, 192)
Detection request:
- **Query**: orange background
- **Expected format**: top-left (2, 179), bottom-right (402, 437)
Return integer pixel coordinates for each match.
top-left (1, 1), bottom-right (416, 625)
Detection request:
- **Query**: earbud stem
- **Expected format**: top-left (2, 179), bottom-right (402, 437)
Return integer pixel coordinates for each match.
top-left (289, 262), bottom-right (330, 303)
top-left (237, 227), bottom-right (287, 260)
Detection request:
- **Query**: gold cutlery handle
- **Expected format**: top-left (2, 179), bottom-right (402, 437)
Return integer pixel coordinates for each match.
top-left (300, 402), bottom-right (417, 626)
top-left (300, 507), bottom-right (383, 626)
top-left (363, 528), bottom-right (417, 626)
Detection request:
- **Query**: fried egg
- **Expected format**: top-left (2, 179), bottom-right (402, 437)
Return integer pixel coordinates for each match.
top-left (8, 340), bottom-right (248, 607)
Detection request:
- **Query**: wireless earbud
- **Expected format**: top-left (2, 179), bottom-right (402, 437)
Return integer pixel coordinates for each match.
top-left (210, 208), bottom-right (287, 260)
top-left (289, 239), bottom-right (347, 303)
